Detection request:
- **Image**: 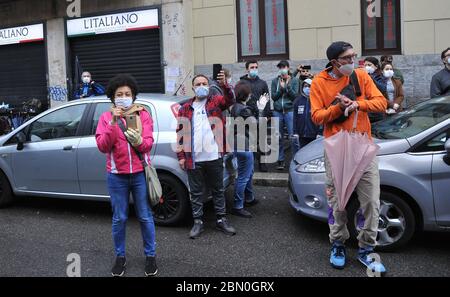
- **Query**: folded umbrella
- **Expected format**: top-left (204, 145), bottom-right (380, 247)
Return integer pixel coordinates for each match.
top-left (324, 109), bottom-right (379, 211)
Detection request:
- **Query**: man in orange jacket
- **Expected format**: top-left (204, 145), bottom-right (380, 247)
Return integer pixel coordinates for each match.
top-left (310, 41), bottom-right (388, 275)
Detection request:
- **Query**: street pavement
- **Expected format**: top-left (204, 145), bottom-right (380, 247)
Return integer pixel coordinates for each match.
top-left (0, 186), bottom-right (449, 277)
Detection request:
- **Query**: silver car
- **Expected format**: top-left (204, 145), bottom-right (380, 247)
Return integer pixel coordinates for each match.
top-left (0, 95), bottom-right (235, 226)
top-left (289, 96), bottom-right (450, 251)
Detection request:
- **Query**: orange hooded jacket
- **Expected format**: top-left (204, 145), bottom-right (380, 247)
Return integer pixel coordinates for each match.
top-left (310, 68), bottom-right (387, 139)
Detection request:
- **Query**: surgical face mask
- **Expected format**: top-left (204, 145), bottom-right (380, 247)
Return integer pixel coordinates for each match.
top-left (115, 97), bottom-right (133, 109)
top-left (337, 62), bottom-right (354, 77)
top-left (383, 70), bottom-right (394, 78)
top-left (82, 77), bottom-right (91, 84)
top-left (365, 66), bottom-right (375, 74)
top-left (227, 78), bottom-right (232, 85)
top-left (446, 57), bottom-right (450, 64)
top-left (194, 86), bottom-right (209, 99)
top-left (249, 69), bottom-right (258, 78)
top-left (279, 69), bottom-right (289, 76)
top-left (303, 87), bottom-right (311, 97)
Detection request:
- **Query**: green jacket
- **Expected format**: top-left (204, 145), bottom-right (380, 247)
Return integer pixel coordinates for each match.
top-left (271, 76), bottom-right (299, 112)
top-left (394, 68), bottom-right (404, 84)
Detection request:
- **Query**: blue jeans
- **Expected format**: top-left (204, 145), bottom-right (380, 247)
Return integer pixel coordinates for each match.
top-left (273, 111), bottom-right (296, 162)
top-left (107, 172), bottom-right (156, 257)
top-left (233, 152), bottom-right (255, 209)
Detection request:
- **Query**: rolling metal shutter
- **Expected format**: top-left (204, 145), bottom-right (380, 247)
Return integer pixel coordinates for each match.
top-left (69, 29), bottom-right (163, 97)
top-left (0, 42), bottom-right (48, 109)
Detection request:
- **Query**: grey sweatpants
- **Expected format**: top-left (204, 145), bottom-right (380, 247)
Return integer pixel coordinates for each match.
top-left (324, 153), bottom-right (380, 248)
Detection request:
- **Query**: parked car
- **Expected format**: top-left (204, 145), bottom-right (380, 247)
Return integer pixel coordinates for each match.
top-left (289, 96), bottom-right (450, 251)
top-left (0, 95), bottom-right (236, 226)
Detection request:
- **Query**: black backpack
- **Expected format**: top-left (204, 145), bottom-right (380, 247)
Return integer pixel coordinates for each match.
top-left (330, 71), bottom-right (362, 123)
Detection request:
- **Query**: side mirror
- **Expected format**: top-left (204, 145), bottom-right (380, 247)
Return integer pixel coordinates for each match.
top-left (444, 139), bottom-right (450, 165)
top-left (16, 132), bottom-right (26, 151)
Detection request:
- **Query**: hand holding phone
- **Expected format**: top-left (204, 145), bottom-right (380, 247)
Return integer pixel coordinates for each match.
top-left (125, 114), bottom-right (138, 130)
top-left (213, 64), bottom-right (223, 81)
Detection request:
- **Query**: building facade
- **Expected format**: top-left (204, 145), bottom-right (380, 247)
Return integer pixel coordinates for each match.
top-left (0, 0), bottom-right (449, 110)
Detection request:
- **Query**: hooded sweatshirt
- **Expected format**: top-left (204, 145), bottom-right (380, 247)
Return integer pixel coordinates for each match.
top-left (310, 68), bottom-right (387, 139)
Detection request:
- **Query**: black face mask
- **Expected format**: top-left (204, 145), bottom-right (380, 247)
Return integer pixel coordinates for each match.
top-left (300, 75), bottom-right (309, 80)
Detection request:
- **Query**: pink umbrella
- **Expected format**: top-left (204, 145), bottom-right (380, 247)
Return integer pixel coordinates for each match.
top-left (323, 110), bottom-right (379, 211)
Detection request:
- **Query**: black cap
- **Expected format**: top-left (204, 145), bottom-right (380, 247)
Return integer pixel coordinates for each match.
top-left (277, 60), bottom-right (290, 68)
top-left (326, 41), bottom-right (353, 61)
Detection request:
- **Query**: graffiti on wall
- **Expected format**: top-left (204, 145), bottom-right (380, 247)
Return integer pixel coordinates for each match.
top-left (48, 86), bottom-right (68, 102)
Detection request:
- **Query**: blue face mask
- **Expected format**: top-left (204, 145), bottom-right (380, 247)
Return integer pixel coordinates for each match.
top-left (194, 86), bottom-right (209, 99)
top-left (249, 69), bottom-right (258, 78)
top-left (115, 97), bottom-right (133, 108)
top-left (303, 87), bottom-right (311, 97)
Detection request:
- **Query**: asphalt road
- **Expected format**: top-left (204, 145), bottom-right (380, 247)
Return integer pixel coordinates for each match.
top-left (0, 186), bottom-right (449, 277)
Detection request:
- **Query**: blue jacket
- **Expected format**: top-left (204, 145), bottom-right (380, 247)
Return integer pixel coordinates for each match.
top-left (293, 94), bottom-right (322, 138)
top-left (74, 82), bottom-right (106, 99)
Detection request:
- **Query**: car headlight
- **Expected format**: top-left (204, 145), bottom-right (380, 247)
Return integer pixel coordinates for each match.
top-left (296, 157), bottom-right (326, 173)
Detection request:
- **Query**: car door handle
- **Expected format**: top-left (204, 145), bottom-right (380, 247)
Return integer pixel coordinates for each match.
top-left (63, 145), bottom-right (74, 151)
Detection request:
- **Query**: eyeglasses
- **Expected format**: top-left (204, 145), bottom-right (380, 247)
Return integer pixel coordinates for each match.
top-left (337, 53), bottom-right (358, 62)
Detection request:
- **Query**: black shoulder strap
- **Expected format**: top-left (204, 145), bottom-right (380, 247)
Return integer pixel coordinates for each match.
top-left (350, 71), bottom-right (362, 97)
top-left (117, 119), bottom-right (146, 165)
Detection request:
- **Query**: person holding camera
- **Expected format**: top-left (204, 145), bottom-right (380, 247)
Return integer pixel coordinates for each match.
top-left (95, 74), bottom-right (157, 277)
top-left (293, 64), bottom-right (313, 83)
top-left (271, 60), bottom-right (299, 170)
top-left (176, 71), bottom-right (237, 239)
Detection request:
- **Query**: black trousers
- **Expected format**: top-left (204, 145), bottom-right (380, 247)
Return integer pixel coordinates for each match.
top-left (187, 158), bottom-right (226, 220)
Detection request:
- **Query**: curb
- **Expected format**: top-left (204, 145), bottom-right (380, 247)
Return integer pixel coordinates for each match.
top-left (252, 172), bottom-right (288, 187)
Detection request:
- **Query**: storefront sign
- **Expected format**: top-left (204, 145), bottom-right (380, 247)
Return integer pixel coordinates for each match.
top-left (67, 9), bottom-right (159, 37)
top-left (0, 24), bottom-right (44, 46)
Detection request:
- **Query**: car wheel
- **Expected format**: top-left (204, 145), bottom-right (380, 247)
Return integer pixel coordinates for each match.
top-left (151, 173), bottom-right (189, 226)
top-left (0, 171), bottom-right (14, 208)
top-left (348, 191), bottom-right (416, 252)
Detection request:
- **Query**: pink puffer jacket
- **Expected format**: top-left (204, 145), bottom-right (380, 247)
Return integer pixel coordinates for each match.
top-left (95, 109), bottom-right (154, 174)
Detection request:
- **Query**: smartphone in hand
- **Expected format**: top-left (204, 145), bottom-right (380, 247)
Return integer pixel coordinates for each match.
top-left (213, 64), bottom-right (223, 81)
top-left (125, 114), bottom-right (138, 130)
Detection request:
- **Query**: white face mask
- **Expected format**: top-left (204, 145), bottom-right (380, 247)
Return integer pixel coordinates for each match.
top-left (227, 78), bottom-right (232, 85)
top-left (115, 97), bottom-right (133, 109)
top-left (447, 57), bottom-right (450, 65)
top-left (383, 70), bottom-right (394, 78)
top-left (82, 77), bottom-right (91, 84)
top-left (365, 66), bottom-right (375, 74)
top-left (337, 62), bottom-right (354, 77)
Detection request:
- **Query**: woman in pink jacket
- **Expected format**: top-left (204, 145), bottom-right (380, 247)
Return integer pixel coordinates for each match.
top-left (95, 74), bottom-right (157, 277)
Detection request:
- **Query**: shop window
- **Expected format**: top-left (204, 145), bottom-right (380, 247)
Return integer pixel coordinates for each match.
top-left (237, 0), bottom-right (289, 61)
top-left (361, 0), bottom-right (401, 55)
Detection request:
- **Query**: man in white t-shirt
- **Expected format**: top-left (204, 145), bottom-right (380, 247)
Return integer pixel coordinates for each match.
top-left (176, 71), bottom-right (236, 239)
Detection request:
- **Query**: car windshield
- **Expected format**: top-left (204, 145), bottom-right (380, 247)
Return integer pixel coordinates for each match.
top-left (371, 96), bottom-right (450, 139)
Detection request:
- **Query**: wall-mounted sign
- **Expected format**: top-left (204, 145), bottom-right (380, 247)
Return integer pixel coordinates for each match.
top-left (0, 23), bottom-right (44, 46)
top-left (67, 9), bottom-right (159, 37)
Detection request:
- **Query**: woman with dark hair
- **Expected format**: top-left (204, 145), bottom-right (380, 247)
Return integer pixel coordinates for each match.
top-left (381, 62), bottom-right (404, 115)
top-left (364, 57), bottom-right (388, 122)
top-left (229, 81), bottom-right (262, 218)
top-left (95, 74), bottom-right (157, 277)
